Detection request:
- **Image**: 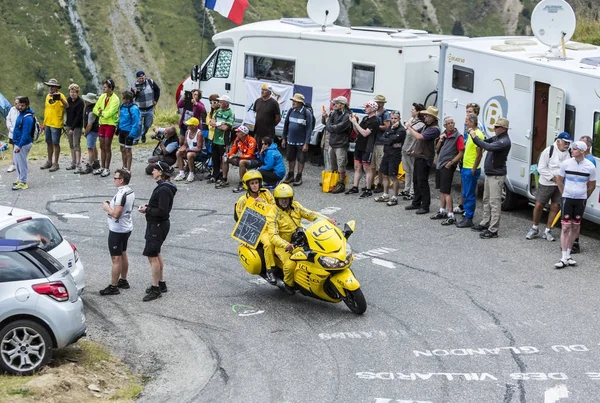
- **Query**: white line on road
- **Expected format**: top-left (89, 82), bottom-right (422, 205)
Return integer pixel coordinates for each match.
top-left (544, 384), bottom-right (569, 403)
top-left (371, 258), bottom-right (397, 268)
top-left (59, 213), bottom-right (89, 219)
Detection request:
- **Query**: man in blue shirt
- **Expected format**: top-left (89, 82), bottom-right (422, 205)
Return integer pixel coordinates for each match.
top-left (282, 93), bottom-right (313, 186)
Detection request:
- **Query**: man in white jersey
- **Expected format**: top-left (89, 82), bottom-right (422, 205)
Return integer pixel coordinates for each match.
top-left (555, 141), bottom-right (596, 269)
top-left (100, 169), bottom-right (136, 294)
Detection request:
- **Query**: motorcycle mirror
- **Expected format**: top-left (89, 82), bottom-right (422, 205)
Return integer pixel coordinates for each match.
top-left (343, 220), bottom-right (356, 239)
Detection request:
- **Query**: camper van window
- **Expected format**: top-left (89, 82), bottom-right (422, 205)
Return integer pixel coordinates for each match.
top-left (452, 66), bottom-right (474, 93)
top-left (202, 49), bottom-right (233, 81)
top-left (564, 105), bottom-right (576, 139)
top-left (244, 55), bottom-right (295, 84)
top-left (352, 64), bottom-right (375, 92)
top-left (593, 112), bottom-right (600, 158)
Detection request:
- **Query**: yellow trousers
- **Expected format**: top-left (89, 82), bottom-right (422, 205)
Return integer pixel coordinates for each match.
top-left (261, 232), bottom-right (275, 269)
top-left (274, 246), bottom-right (297, 287)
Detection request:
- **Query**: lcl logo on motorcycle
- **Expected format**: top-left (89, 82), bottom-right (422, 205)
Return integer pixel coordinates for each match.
top-left (312, 224), bottom-right (334, 239)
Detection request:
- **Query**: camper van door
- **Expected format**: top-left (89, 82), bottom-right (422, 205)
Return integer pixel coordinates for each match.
top-left (545, 86), bottom-right (565, 147)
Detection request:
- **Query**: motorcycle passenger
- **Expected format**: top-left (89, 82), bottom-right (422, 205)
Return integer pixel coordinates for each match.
top-left (235, 170), bottom-right (276, 282)
top-left (267, 184), bottom-right (335, 294)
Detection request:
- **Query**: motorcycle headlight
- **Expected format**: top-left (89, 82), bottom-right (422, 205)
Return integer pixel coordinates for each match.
top-left (318, 256), bottom-right (346, 269)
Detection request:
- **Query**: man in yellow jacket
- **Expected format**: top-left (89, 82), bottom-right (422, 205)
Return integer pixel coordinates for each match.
top-left (267, 183), bottom-right (335, 294)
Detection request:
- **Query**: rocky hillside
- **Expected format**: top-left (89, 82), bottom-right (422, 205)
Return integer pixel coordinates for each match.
top-left (0, 0), bottom-right (598, 124)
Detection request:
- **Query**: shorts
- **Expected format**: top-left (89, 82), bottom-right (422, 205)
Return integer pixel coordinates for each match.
top-left (435, 166), bottom-right (457, 194)
top-left (536, 184), bottom-right (561, 205)
top-left (354, 149), bottom-right (372, 165)
top-left (561, 198), bottom-right (585, 222)
top-left (329, 147), bottom-right (348, 172)
top-left (229, 156), bottom-right (261, 169)
top-left (143, 221), bottom-right (170, 257)
top-left (45, 126), bottom-right (62, 145)
top-left (86, 131), bottom-right (98, 149)
top-left (372, 145), bottom-right (385, 172)
top-left (286, 144), bottom-right (307, 163)
top-left (380, 153), bottom-right (402, 176)
top-left (98, 124), bottom-right (116, 139)
top-left (118, 130), bottom-right (134, 148)
top-left (108, 230), bottom-right (131, 256)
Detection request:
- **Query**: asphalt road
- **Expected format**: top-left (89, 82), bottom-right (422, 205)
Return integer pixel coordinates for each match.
top-left (2, 149), bottom-right (599, 403)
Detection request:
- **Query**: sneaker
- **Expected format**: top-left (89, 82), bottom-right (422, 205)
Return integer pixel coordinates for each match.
top-left (48, 163), bottom-right (60, 172)
top-left (402, 194), bottom-right (414, 201)
top-left (374, 195), bottom-right (389, 202)
top-left (186, 172), bottom-right (195, 182)
top-left (40, 161), bottom-right (52, 170)
top-left (74, 166), bottom-right (83, 174)
top-left (453, 205), bottom-right (465, 215)
top-left (373, 184), bottom-right (384, 194)
top-left (99, 285), bottom-right (120, 296)
top-left (554, 260), bottom-right (568, 269)
top-left (292, 173), bottom-right (303, 186)
top-left (12, 182), bottom-right (28, 190)
top-left (571, 242), bottom-right (580, 254)
top-left (143, 286), bottom-right (162, 302)
top-left (479, 229), bottom-right (498, 239)
top-left (232, 184), bottom-right (245, 193)
top-left (359, 189), bottom-right (372, 198)
top-left (344, 186), bottom-right (359, 195)
top-left (265, 270), bottom-right (277, 285)
top-left (65, 163), bottom-right (76, 170)
top-left (80, 164), bottom-right (93, 174)
top-left (399, 190), bottom-right (409, 197)
top-left (455, 218), bottom-right (474, 228)
top-left (208, 176), bottom-right (217, 183)
top-left (331, 182), bottom-right (345, 194)
top-left (415, 208), bottom-right (430, 215)
top-left (471, 224), bottom-right (488, 232)
top-left (92, 167), bottom-right (103, 175)
top-left (566, 257), bottom-right (577, 266)
top-left (525, 227), bottom-right (539, 240)
top-left (542, 231), bottom-right (555, 242)
top-left (282, 172), bottom-right (294, 184)
top-left (441, 217), bottom-right (456, 226)
top-left (386, 197), bottom-right (398, 206)
top-left (174, 173), bottom-right (185, 181)
top-left (430, 211), bottom-right (447, 220)
top-left (117, 279), bottom-right (130, 289)
top-left (7, 164), bottom-right (15, 172)
top-left (145, 281), bottom-right (167, 294)
top-left (216, 181), bottom-right (230, 189)
top-left (100, 168), bottom-right (110, 177)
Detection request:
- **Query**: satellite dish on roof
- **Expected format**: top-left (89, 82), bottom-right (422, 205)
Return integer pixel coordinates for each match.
top-left (531, 0), bottom-right (576, 52)
top-left (307, 0), bottom-right (340, 31)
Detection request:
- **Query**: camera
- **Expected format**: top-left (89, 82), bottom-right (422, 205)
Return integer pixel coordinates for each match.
top-left (151, 127), bottom-right (166, 140)
top-left (52, 93), bottom-right (61, 101)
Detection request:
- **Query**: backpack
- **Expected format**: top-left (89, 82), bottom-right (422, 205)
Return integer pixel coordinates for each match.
top-left (302, 104), bottom-right (316, 132)
top-left (18, 113), bottom-right (41, 142)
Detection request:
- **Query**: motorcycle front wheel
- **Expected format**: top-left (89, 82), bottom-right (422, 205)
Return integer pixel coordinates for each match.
top-left (343, 288), bottom-right (367, 315)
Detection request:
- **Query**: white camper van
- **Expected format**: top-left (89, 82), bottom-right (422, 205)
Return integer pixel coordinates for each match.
top-left (184, 17), bottom-right (458, 145)
top-left (438, 36), bottom-right (600, 223)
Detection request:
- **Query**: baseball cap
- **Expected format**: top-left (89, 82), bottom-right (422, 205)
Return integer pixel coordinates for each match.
top-left (217, 94), bottom-right (231, 102)
top-left (136, 71), bottom-right (145, 77)
top-left (185, 117), bottom-right (200, 127)
top-left (572, 141), bottom-right (588, 152)
top-left (261, 83), bottom-right (273, 92)
top-left (365, 100), bottom-right (378, 110)
top-left (235, 126), bottom-right (249, 135)
top-left (154, 161), bottom-right (172, 176)
top-left (556, 132), bottom-right (572, 142)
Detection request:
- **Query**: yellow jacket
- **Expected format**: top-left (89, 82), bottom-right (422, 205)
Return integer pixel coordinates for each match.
top-left (235, 189), bottom-right (275, 220)
top-left (267, 201), bottom-right (320, 249)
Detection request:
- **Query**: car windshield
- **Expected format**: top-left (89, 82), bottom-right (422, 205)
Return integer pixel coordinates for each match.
top-left (0, 218), bottom-right (62, 252)
top-left (0, 252), bottom-right (45, 283)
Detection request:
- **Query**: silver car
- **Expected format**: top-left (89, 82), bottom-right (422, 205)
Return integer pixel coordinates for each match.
top-left (0, 206), bottom-right (85, 295)
top-left (0, 239), bottom-right (86, 375)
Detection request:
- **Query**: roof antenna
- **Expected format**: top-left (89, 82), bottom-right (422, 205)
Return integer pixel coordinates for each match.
top-left (8, 193), bottom-right (20, 216)
top-left (307, 0), bottom-right (340, 32)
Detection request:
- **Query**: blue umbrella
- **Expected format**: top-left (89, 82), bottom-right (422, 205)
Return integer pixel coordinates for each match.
top-left (0, 92), bottom-right (12, 119)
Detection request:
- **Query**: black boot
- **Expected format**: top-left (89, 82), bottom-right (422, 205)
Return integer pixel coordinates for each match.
top-left (281, 283), bottom-right (295, 295)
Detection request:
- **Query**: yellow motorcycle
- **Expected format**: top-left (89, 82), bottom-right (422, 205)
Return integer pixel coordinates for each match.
top-left (236, 218), bottom-right (367, 315)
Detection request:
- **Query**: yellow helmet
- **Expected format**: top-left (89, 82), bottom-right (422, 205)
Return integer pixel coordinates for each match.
top-left (242, 170), bottom-right (263, 191)
top-left (274, 184), bottom-right (294, 209)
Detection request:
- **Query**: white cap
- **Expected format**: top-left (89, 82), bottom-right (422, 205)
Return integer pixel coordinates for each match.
top-left (217, 95), bottom-right (231, 102)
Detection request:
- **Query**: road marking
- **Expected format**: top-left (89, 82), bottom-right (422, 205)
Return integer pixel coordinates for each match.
top-left (544, 385), bottom-right (569, 403)
top-left (59, 213), bottom-right (89, 219)
top-left (371, 258), bottom-right (396, 268)
top-left (319, 207), bottom-right (341, 215)
top-left (249, 277), bottom-right (268, 285)
top-left (354, 247), bottom-right (397, 260)
top-left (231, 304), bottom-right (265, 317)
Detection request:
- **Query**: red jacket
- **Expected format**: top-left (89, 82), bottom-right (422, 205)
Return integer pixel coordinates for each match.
top-left (228, 135), bottom-right (258, 159)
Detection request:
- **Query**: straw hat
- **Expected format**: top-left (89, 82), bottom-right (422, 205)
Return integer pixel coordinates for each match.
top-left (44, 78), bottom-right (61, 88)
top-left (374, 94), bottom-right (387, 103)
top-left (290, 93), bottom-right (305, 103)
top-left (494, 117), bottom-right (509, 129)
top-left (419, 106), bottom-right (439, 120)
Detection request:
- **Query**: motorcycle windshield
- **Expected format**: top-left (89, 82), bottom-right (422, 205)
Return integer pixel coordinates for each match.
top-left (305, 219), bottom-right (346, 259)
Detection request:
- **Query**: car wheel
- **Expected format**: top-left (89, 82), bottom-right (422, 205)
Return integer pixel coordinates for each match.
top-left (0, 319), bottom-right (53, 375)
top-left (501, 182), bottom-right (517, 211)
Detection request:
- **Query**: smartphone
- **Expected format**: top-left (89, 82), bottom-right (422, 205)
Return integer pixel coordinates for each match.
top-left (184, 91), bottom-right (193, 110)
top-left (52, 93), bottom-right (61, 101)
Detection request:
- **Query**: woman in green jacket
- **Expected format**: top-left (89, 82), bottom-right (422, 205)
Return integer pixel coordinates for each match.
top-left (93, 79), bottom-right (120, 177)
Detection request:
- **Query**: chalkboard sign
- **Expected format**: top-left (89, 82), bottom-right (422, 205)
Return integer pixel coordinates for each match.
top-left (231, 201), bottom-right (269, 248)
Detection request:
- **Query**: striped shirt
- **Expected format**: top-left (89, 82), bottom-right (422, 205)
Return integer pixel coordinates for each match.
top-left (559, 158), bottom-right (596, 199)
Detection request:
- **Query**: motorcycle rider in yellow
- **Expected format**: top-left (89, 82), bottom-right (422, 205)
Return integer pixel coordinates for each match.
top-left (267, 183), bottom-right (335, 294)
top-left (235, 171), bottom-right (276, 281)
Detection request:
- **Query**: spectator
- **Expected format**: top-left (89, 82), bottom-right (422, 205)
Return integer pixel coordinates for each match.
top-left (65, 84), bottom-right (85, 172)
top-left (81, 93), bottom-right (100, 175)
top-left (323, 96), bottom-right (352, 194)
top-left (372, 94), bottom-right (391, 194)
top-left (405, 106), bottom-right (440, 214)
top-left (470, 117), bottom-right (512, 238)
top-left (571, 135), bottom-right (597, 253)
top-left (282, 93), bottom-right (312, 186)
top-left (218, 125), bottom-right (260, 192)
top-left (99, 169), bottom-right (135, 295)
top-left (41, 78), bottom-right (69, 172)
top-left (93, 79), bottom-right (120, 177)
top-left (138, 161), bottom-right (177, 302)
top-left (117, 91), bottom-right (141, 173)
top-left (258, 135), bottom-right (285, 186)
top-left (5, 98), bottom-right (18, 173)
top-left (210, 94), bottom-right (235, 184)
top-left (252, 83), bottom-right (281, 145)
top-left (455, 113), bottom-right (485, 228)
top-left (400, 103), bottom-right (425, 200)
top-left (132, 70), bottom-right (160, 143)
top-left (430, 116), bottom-right (464, 225)
top-left (555, 141), bottom-right (596, 268)
top-left (525, 132), bottom-right (572, 241)
top-left (11, 96), bottom-right (35, 191)
top-left (146, 126), bottom-right (179, 175)
top-left (174, 117), bottom-right (204, 183)
top-left (373, 111), bottom-right (406, 206)
top-left (177, 89), bottom-right (206, 137)
top-left (346, 100), bottom-right (379, 198)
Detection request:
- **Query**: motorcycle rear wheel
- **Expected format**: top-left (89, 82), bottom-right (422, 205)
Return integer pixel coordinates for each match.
top-left (343, 288), bottom-right (367, 315)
